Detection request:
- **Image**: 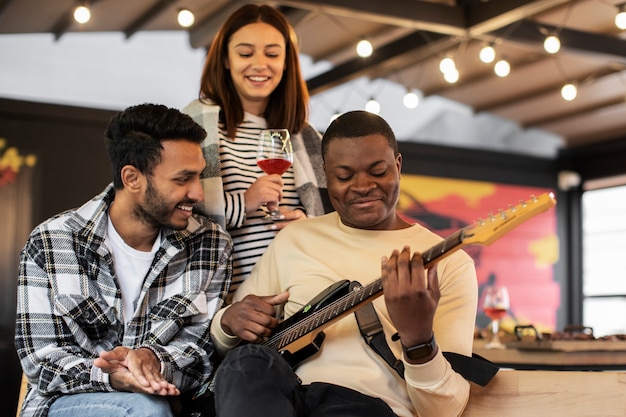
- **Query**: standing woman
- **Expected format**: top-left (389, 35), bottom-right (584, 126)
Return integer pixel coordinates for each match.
top-left (183, 4), bottom-right (331, 295)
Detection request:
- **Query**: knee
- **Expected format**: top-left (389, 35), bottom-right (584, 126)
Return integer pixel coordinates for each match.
top-left (125, 394), bottom-right (174, 417)
top-left (215, 344), bottom-right (293, 387)
top-left (221, 344), bottom-right (282, 372)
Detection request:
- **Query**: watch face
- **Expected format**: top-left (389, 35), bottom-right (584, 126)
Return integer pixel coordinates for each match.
top-left (403, 335), bottom-right (436, 360)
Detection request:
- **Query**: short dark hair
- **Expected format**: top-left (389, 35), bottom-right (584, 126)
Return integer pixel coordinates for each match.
top-left (321, 110), bottom-right (398, 161)
top-left (105, 103), bottom-right (206, 189)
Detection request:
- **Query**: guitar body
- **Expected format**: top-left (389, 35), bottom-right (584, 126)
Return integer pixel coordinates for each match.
top-left (272, 279), bottom-right (351, 367)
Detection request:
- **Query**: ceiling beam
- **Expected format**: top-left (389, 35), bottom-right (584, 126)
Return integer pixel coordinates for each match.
top-left (280, 0), bottom-right (571, 38)
top-left (306, 30), bottom-right (449, 94)
top-left (473, 65), bottom-right (622, 114)
top-left (493, 19), bottom-right (626, 64)
top-left (464, 0), bottom-right (571, 35)
top-left (279, 0), bottom-right (468, 36)
top-left (123, 0), bottom-right (178, 40)
top-left (526, 95), bottom-right (626, 129)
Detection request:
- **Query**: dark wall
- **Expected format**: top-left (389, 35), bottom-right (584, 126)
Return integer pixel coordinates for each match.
top-left (0, 98), bottom-right (116, 416)
top-left (0, 98), bottom-right (116, 225)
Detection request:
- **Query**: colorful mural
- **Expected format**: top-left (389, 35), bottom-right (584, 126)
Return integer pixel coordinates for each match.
top-left (398, 174), bottom-right (559, 332)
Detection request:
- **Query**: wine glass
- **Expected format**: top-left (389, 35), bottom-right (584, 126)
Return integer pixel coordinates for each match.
top-left (256, 129), bottom-right (293, 219)
top-left (481, 285), bottom-right (510, 349)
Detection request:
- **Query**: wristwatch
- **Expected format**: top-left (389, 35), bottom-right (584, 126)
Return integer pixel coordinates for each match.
top-left (401, 334), bottom-right (436, 361)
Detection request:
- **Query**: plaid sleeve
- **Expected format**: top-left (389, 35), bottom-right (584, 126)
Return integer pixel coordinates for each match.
top-left (15, 227), bottom-right (114, 396)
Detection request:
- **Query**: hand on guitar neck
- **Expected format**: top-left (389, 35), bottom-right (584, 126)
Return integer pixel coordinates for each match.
top-left (382, 246), bottom-right (440, 364)
top-left (220, 291), bottom-right (290, 343)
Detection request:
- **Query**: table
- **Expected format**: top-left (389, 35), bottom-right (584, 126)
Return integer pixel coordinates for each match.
top-left (473, 339), bottom-right (626, 370)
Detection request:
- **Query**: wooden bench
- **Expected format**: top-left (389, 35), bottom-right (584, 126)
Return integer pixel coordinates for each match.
top-left (461, 369), bottom-right (626, 417)
top-left (16, 370), bottom-right (626, 416)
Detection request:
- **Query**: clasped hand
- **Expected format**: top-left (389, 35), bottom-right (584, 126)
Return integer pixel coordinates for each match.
top-left (94, 346), bottom-right (179, 396)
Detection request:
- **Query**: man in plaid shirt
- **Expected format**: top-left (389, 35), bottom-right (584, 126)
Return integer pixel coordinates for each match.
top-left (14, 103), bottom-right (232, 417)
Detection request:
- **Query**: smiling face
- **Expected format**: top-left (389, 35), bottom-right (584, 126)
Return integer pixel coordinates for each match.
top-left (135, 140), bottom-right (206, 231)
top-left (324, 134), bottom-right (408, 230)
top-left (226, 21), bottom-right (286, 116)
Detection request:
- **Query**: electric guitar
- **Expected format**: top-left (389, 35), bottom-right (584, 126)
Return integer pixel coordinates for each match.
top-left (263, 193), bottom-right (557, 367)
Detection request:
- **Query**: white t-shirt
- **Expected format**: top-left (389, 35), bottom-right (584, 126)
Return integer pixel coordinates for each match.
top-left (105, 217), bottom-right (160, 325)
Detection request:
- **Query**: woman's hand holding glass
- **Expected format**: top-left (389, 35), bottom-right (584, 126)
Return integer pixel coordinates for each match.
top-left (256, 129), bottom-right (293, 219)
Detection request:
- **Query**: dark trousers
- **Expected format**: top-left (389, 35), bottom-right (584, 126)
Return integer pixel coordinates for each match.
top-left (214, 344), bottom-right (398, 417)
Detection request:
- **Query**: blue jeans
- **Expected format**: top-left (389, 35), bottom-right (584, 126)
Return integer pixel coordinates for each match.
top-left (48, 392), bottom-right (174, 417)
top-left (214, 344), bottom-right (397, 417)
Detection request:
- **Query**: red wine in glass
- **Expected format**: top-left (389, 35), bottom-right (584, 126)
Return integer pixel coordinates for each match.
top-left (257, 129), bottom-right (293, 219)
top-left (483, 306), bottom-right (507, 321)
top-left (257, 158), bottom-right (292, 175)
top-left (481, 285), bottom-right (510, 349)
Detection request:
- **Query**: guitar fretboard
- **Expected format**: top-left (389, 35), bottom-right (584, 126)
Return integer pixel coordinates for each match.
top-left (264, 228), bottom-right (467, 351)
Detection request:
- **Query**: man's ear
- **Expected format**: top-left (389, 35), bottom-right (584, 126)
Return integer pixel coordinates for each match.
top-left (120, 165), bottom-right (142, 192)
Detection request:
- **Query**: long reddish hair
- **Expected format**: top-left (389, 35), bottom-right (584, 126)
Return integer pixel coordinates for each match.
top-left (198, 4), bottom-right (309, 137)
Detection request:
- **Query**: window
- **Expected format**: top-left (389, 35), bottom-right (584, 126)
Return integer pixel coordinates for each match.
top-left (582, 184), bottom-right (626, 337)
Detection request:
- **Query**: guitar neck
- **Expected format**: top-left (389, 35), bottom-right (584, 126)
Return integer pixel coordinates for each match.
top-left (263, 228), bottom-right (467, 352)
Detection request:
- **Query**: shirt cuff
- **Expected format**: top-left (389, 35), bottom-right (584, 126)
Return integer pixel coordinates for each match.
top-left (139, 345), bottom-right (168, 380)
top-left (403, 349), bottom-right (451, 388)
top-left (210, 307), bottom-right (242, 356)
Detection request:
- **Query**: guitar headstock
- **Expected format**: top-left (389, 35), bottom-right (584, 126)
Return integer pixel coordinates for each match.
top-left (462, 193), bottom-right (557, 247)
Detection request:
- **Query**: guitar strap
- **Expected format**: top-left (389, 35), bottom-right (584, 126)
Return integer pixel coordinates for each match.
top-left (351, 282), bottom-right (499, 387)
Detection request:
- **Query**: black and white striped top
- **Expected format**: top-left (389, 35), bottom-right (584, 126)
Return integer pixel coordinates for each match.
top-left (219, 113), bottom-right (301, 295)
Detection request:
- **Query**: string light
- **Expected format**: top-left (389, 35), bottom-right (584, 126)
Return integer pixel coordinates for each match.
top-left (439, 56), bottom-right (459, 83)
top-left (439, 56), bottom-right (456, 74)
top-left (356, 39), bottom-right (373, 58)
top-left (494, 59), bottom-right (510, 77)
top-left (561, 83), bottom-right (577, 101)
top-left (365, 97), bottom-right (381, 114)
top-left (177, 9), bottom-right (195, 28)
top-left (403, 90), bottom-right (420, 109)
top-left (543, 35), bottom-right (561, 54)
top-left (479, 44), bottom-right (496, 64)
top-left (443, 68), bottom-right (459, 83)
top-left (73, 5), bottom-right (91, 24)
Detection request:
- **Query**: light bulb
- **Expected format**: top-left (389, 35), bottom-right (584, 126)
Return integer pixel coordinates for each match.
top-left (561, 83), bottom-right (577, 101)
top-left (73, 5), bottom-right (91, 24)
top-left (356, 39), bottom-right (373, 58)
top-left (544, 35), bottom-right (561, 54)
top-left (365, 98), bottom-right (380, 114)
top-left (616, 11), bottom-right (626, 30)
top-left (494, 59), bottom-right (510, 77)
top-left (439, 57), bottom-right (456, 74)
top-left (443, 68), bottom-right (459, 84)
top-left (479, 45), bottom-right (495, 63)
top-left (403, 91), bottom-right (419, 109)
top-left (177, 9), bottom-right (195, 28)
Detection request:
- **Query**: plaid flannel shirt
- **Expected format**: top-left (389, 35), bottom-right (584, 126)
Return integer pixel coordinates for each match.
top-left (14, 184), bottom-right (232, 417)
